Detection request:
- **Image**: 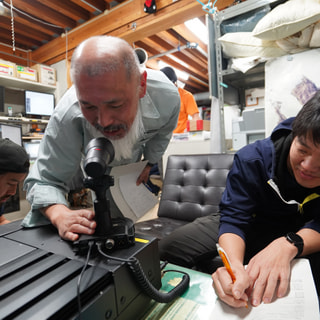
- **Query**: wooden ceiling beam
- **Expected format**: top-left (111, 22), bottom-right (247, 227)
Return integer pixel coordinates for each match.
top-left (113, 0), bottom-right (205, 44)
top-left (70, 0), bottom-right (106, 13)
top-left (0, 17), bottom-right (51, 43)
top-left (172, 23), bottom-right (208, 54)
top-left (0, 27), bottom-right (42, 48)
top-left (154, 53), bottom-right (208, 85)
top-left (31, 0), bottom-right (204, 64)
top-left (11, 16), bottom-right (61, 37)
top-left (173, 50), bottom-right (207, 73)
top-left (0, 44), bottom-right (30, 65)
top-left (39, 0), bottom-right (91, 22)
top-left (138, 38), bottom-right (170, 56)
top-left (3, 0), bottom-right (77, 29)
top-left (156, 29), bottom-right (208, 67)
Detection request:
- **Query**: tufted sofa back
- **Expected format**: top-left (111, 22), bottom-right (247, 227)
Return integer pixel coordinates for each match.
top-left (158, 153), bottom-right (235, 221)
top-left (135, 153), bottom-right (234, 240)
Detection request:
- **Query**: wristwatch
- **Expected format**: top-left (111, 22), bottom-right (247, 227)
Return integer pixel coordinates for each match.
top-left (285, 232), bottom-right (304, 258)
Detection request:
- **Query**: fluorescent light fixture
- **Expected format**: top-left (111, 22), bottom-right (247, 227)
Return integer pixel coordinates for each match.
top-left (185, 18), bottom-right (208, 45)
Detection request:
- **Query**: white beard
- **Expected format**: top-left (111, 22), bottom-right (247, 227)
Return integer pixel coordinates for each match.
top-left (109, 107), bottom-right (144, 161)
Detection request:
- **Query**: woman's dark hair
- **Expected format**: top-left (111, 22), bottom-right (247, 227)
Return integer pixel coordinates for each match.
top-left (292, 90), bottom-right (320, 145)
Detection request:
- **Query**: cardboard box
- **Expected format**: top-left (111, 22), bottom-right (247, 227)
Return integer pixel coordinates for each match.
top-left (187, 120), bottom-right (211, 132)
top-left (16, 65), bottom-right (37, 82)
top-left (32, 64), bottom-right (56, 86)
top-left (188, 131), bottom-right (211, 140)
top-left (0, 59), bottom-right (16, 77)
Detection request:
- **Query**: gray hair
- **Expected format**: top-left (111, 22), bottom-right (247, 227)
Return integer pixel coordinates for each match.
top-left (70, 36), bottom-right (141, 83)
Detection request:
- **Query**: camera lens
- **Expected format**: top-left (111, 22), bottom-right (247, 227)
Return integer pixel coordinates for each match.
top-left (84, 137), bottom-right (115, 178)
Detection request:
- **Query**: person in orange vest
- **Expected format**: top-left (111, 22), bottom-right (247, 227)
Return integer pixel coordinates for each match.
top-left (161, 66), bottom-right (201, 133)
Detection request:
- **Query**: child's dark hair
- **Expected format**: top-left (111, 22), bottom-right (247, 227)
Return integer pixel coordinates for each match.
top-left (292, 90), bottom-right (320, 146)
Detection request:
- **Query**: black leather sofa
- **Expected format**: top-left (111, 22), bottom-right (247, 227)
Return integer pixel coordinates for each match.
top-left (135, 153), bottom-right (234, 240)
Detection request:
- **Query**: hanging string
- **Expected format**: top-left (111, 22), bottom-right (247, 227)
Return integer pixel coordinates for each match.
top-left (2, 1), bottom-right (64, 30)
top-left (10, 0), bottom-right (15, 52)
top-left (65, 28), bottom-right (68, 62)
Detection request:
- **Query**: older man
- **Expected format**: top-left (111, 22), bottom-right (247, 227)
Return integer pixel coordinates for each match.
top-left (22, 36), bottom-right (180, 241)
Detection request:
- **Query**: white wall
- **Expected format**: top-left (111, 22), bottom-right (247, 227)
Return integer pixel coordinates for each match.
top-left (52, 59), bottom-right (68, 103)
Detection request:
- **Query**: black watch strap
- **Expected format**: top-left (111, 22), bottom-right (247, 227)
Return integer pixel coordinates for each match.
top-left (286, 232), bottom-right (304, 258)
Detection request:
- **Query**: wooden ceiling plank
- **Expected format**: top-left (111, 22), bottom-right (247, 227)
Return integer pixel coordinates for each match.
top-left (82, 0), bottom-right (108, 12)
top-left (157, 54), bottom-right (208, 84)
top-left (172, 23), bottom-right (208, 54)
top-left (0, 17), bottom-right (51, 43)
top-left (12, 15), bottom-right (61, 36)
top-left (0, 44), bottom-right (31, 65)
top-left (160, 28), bottom-right (208, 66)
top-left (0, 27), bottom-right (42, 48)
top-left (171, 54), bottom-right (207, 80)
top-left (3, 0), bottom-right (77, 29)
top-left (185, 81), bottom-right (207, 92)
top-left (144, 32), bottom-right (207, 75)
top-left (31, 0), bottom-right (201, 63)
top-left (151, 30), bottom-right (208, 69)
top-left (70, 0), bottom-right (106, 13)
top-left (156, 30), bottom-right (182, 48)
top-left (114, 1), bottom-right (205, 44)
top-left (39, 0), bottom-right (91, 22)
top-left (136, 39), bottom-right (170, 58)
top-left (148, 35), bottom-right (176, 52)
top-left (173, 50), bottom-right (207, 71)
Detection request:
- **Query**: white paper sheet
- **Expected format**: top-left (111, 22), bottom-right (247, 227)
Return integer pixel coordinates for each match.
top-left (211, 259), bottom-right (319, 320)
top-left (110, 161), bottom-right (159, 222)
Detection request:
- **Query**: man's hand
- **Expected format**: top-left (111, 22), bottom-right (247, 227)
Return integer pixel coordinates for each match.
top-left (245, 237), bottom-right (296, 306)
top-left (42, 204), bottom-right (96, 241)
top-left (136, 164), bottom-right (152, 185)
top-left (212, 262), bottom-right (250, 308)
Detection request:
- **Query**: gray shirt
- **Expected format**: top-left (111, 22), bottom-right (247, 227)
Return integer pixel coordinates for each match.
top-left (22, 69), bottom-right (180, 227)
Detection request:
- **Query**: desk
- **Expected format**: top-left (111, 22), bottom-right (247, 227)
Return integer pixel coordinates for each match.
top-left (0, 221), bottom-right (162, 320)
top-left (140, 260), bottom-right (320, 320)
top-left (1, 222), bottom-right (319, 320)
top-left (140, 264), bottom-right (216, 320)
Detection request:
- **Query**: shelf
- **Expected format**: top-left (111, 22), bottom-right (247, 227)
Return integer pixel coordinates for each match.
top-left (0, 75), bottom-right (56, 93)
top-left (222, 63), bottom-right (265, 89)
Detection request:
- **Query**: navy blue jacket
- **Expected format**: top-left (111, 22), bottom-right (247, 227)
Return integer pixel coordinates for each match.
top-left (219, 117), bottom-right (320, 243)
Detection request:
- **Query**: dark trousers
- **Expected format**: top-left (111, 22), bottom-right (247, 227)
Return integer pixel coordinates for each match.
top-left (158, 213), bottom-right (222, 273)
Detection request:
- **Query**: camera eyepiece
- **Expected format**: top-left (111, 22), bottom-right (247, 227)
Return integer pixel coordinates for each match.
top-left (84, 137), bottom-right (115, 178)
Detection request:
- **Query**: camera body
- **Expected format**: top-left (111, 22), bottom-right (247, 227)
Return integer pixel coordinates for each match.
top-left (73, 137), bottom-right (135, 254)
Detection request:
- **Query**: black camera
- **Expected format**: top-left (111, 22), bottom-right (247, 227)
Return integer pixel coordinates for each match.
top-left (84, 137), bottom-right (114, 178)
top-left (73, 137), bottom-right (135, 253)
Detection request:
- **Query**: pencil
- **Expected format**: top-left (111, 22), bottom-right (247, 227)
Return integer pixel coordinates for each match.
top-left (216, 243), bottom-right (248, 308)
top-left (216, 244), bottom-right (236, 282)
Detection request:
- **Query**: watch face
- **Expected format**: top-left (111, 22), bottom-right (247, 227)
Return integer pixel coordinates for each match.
top-left (286, 232), bottom-right (303, 258)
top-left (287, 232), bottom-right (303, 245)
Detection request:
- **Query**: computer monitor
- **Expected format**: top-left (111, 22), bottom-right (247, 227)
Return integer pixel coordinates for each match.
top-left (25, 90), bottom-right (55, 117)
top-left (0, 123), bottom-right (22, 146)
top-left (23, 140), bottom-right (41, 160)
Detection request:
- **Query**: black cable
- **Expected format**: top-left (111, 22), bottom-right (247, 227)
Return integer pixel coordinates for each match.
top-left (96, 242), bottom-right (190, 303)
top-left (77, 240), bottom-right (94, 320)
